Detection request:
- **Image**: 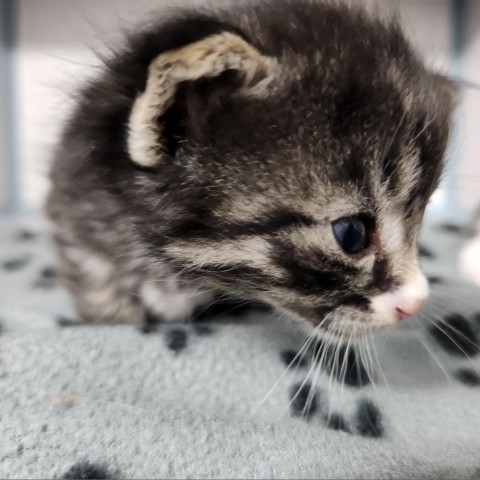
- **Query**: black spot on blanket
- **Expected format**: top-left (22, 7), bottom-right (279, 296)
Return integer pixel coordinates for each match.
top-left (418, 244), bottom-right (434, 259)
top-left (427, 276), bottom-right (444, 285)
top-left (166, 328), bottom-right (188, 352)
top-left (40, 266), bottom-right (56, 279)
top-left (342, 348), bottom-right (371, 387)
top-left (289, 382), bottom-right (318, 418)
top-left (312, 342), bottom-right (370, 387)
top-left (281, 349), bottom-right (308, 368)
top-left (193, 324), bottom-right (215, 336)
top-left (2, 256), bottom-right (30, 271)
top-left (355, 399), bottom-right (384, 438)
top-left (57, 316), bottom-right (80, 327)
top-left (62, 461), bottom-right (116, 479)
top-left (33, 279), bottom-right (56, 289)
top-left (33, 268), bottom-right (58, 289)
top-left (455, 368), bottom-right (480, 387)
top-left (139, 310), bottom-right (164, 334)
top-left (429, 314), bottom-right (479, 357)
top-left (16, 229), bottom-right (36, 241)
top-left (326, 413), bottom-right (350, 433)
top-left (438, 223), bottom-right (464, 234)
top-left (139, 323), bottom-right (158, 334)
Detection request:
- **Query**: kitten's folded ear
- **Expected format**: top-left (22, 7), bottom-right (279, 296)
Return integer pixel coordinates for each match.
top-left (128, 31), bottom-right (278, 167)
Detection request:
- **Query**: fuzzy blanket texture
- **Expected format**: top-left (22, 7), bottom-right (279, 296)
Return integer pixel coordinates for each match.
top-left (1, 216), bottom-right (480, 479)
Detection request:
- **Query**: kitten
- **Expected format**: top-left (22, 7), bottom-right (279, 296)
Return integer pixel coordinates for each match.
top-left (46, 0), bottom-right (456, 339)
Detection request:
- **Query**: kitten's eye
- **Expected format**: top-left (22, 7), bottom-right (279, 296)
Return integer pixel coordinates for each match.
top-left (332, 216), bottom-right (371, 254)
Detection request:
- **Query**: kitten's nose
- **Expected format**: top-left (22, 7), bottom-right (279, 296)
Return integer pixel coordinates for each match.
top-left (395, 299), bottom-right (425, 321)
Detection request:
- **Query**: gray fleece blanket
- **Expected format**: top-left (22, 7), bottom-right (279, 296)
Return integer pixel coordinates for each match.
top-left (1, 216), bottom-right (480, 479)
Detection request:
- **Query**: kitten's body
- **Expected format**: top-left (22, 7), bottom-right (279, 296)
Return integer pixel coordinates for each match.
top-left (47, 1), bottom-right (455, 336)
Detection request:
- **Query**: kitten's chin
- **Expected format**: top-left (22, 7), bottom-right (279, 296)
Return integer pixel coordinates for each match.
top-left (276, 305), bottom-right (393, 340)
top-left (301, 301), bottom-right (419, 340)
top-left (315, 310), bottom-right (397, 341)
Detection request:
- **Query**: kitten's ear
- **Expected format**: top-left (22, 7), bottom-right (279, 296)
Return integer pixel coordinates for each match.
top-left (128, 31), bottom-right (278, 167)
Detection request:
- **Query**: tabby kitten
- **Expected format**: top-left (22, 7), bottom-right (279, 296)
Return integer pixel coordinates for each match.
top-left (47, 0), bottom-right (456, 338)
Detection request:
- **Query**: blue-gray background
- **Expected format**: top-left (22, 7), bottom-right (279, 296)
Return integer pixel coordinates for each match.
top-left (0, 0), bottom-right (479, 221)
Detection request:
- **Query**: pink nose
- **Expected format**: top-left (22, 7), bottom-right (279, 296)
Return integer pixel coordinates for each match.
top-left (395, 299), bottom-right (425, 321)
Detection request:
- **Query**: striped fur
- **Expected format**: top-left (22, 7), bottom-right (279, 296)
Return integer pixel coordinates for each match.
top-left (46, 1), bottom-right (456, 335)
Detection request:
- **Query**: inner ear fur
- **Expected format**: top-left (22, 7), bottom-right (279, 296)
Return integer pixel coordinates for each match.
top-left (128, 31), bottom-right (278, 167)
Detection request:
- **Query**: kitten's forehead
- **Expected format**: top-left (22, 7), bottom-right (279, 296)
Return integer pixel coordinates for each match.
top-left (208, 68), bottom-right (446, 217)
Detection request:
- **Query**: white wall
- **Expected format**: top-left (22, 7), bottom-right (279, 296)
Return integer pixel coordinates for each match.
top-left (15, 0), bottom-right (194, 210)
top-left (5, 0), bottom-right (479, 216)
top-left (0, 4), bottom-right (11, 209)
top-left (456, 0), bottom-right (480, 213)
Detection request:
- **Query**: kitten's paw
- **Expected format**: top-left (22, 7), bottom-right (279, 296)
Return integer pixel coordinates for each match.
top-left (140, 281), bottom-right (214, 324)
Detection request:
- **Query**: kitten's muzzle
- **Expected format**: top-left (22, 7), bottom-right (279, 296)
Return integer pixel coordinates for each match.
top-left (370, 270), bottom-right (429, 327)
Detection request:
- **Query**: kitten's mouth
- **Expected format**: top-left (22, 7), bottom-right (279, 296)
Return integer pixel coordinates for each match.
top-left (294, 305), bottom-right (403, 340)
top-left (277, 305), bottom-right (391, 340)
top-left (325, 318), bottom-right (395, 340)
top-left (314, 315), bottom-right (392, 341)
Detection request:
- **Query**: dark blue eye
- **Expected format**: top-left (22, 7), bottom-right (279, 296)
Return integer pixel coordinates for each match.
top-left (332, 217), bottom-right (371, 254)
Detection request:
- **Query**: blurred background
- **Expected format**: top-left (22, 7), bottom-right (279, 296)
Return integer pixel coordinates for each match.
top-left (0, 0), bottom-right (479, 221)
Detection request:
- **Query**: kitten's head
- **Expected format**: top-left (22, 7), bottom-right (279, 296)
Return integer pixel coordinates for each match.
top-left (123, 4), bottom-right (456, 338)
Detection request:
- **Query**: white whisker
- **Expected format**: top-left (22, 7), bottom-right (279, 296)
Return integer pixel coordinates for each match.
top-left (408, 318), bottom-right (452, 385)
top-left (250, 327), bottom-right (317, 416)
